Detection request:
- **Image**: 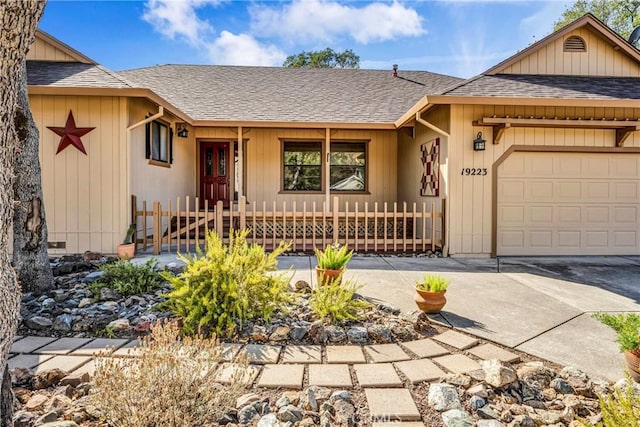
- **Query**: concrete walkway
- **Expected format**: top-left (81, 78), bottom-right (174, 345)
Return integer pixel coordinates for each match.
top-left (138, 253), bottom-right (640, 382)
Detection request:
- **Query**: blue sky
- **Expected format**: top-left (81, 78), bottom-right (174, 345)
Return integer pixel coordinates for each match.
top-left (39, 0), bottom-right (573, 78)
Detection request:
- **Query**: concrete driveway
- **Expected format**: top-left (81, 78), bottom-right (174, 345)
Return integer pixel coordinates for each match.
top-left (277, 255), bottom-right (640, 382)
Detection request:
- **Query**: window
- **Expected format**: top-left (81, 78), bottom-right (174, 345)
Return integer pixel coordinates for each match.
top-left (145, 120), bottom-right (173, 164)
top-left (330, 142), bottom-right (366, 191)
top-left (283, 141), bottom-right (322, 191)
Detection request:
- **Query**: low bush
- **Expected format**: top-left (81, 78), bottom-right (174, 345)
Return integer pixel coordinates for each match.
top-left (89, 258), bottom-right (164, 297)
top-left (163, 229), bottom-right (294, 337)
top-left (416, 273), bottom-right (451, 292)
top-left (592, 312), bottom-right (640, 353)
top-left (91, 320), bottom-right (247, 427)
top-left (597, 377), bottom-right (640, 426)
top-left (309, 278), bottom-right (369, 324)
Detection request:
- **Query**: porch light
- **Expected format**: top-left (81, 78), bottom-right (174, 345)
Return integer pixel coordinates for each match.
top-left (473, 132), bottom-right (486, 151)
top-left (176, 122), bottom-right (189, 138)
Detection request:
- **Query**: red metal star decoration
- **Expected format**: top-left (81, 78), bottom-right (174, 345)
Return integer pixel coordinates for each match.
top-left (47, 111), bottom-right (95, 155)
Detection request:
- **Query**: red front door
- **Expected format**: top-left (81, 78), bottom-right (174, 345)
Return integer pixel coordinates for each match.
top-left (200, 141), bottom-right (230, 208)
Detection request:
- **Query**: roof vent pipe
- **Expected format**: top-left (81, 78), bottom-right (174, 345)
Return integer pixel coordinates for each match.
top-left (392, 64), bottom-right (398, 77)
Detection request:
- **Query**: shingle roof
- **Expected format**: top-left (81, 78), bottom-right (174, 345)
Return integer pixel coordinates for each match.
top-left (441, 74), bottom-right (640, 99)
top-left (119, 65), bottom-right (463, 123)
top-left (27, 61), bottom-right (134, 89)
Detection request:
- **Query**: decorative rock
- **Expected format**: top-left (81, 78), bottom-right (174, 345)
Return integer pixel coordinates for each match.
top-left (13, 411), bottom-right (37, 427)
top-left (481, 359), bottom-right (518, 388)
top-left (330, 390), bottom-right (351, 402)
top-left (238, 405), bottom-right (259, 424)
top-left (289, 324), bottom-right (309, 342)
top-left (293, 280), bottom-right (312, 293)
top-left (517, 363), bottom-right (557, 389)
top-left (276, 395), bottom-right (291, 409)
top-left (333, 399), bottom-right (356, 427)
top-left (41, 298), bottom-right (57, 311)
top-left (257, 413), bottom-right (279, 427)
top-left (367, 324), bottom-right (392, 343)
top-left (443, 373), bottom-right (472, 387)
top-left (476, 421), bottom-right (505, 427)
top-left (346, 327), bottom-right (368, 344)
top-left (467, 383), bottom-right (489, 398)
top-left (277, 405), bottom-right (303, 423)
top-left (237, 393), bottom-right (261, 409)
top-left (551, 378), bottom-right (574, 394)
top-left (25, 315), bottom-right (53, 330)
top-left (325, 325), bottom-right (346, 343)
top-left (511, 415), bottom-right (535, 427)
top-left (52, 314), bottom-right (73, 332)
top-left (106, 318), bottom-right (130, 331)
top-left (477, 406), bottom-right (499, 420)
top-left (38, 422), bottom-right (79, 427)
top-left (307, 321), bottom-right (328, 344)
top-left (99, 287), bottom-right (121, 301)
top-left (428, 383), bottom-right (461, 411)
top-left (469, 395), bottom-right (486, 410)
top-left (25, 393), bottom-right (49, 411)
top-left (82, 271), bottom-right (104, 283)
top-left (77, 298), bottom-right (93, 309)
top-left (300, 387), bottom-right (319, 411)
top-left (32, 368), bottom-right (67, 389)
top-left (282, 391), bottom-right (300, 406)
top-left (269, 326), bottom-right (290, 342)
top-left (249, 325), bottom-right (269, 342)
top-left (377, 302), bottom-right (401, 314)
top-left (36, 411), bottom-right (59, 425)
top-left (441, 408), bottom-right (474, 427)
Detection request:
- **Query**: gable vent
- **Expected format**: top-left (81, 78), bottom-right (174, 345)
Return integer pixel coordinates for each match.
top-left (564, 36), bottom-right (586, 52)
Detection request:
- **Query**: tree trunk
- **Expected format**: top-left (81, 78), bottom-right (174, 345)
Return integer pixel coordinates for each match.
top-left (0, 1), bottom-right (46, 424)
top-left (0, 365), bottom-right (10, 427)
top-left (12, 61), bottom-right (53, 295)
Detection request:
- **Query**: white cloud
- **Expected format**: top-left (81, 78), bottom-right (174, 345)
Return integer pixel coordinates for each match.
top-left (250, 0), bottom-right (425, 44)
top-left (142, 0), bottom-right (220, 45)
top-left (208, 31), bottom-right (286, 66)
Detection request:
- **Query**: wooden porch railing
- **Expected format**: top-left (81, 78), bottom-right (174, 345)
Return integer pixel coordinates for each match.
top-left (131, 195), bottom-right (446, 255)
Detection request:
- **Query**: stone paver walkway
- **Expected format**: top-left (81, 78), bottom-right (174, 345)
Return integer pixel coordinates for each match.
top-left (9, 330), bottom-right (523, 424)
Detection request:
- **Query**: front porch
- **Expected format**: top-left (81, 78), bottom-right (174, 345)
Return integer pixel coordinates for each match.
top-left (131, 195), bottom-right (446, 255)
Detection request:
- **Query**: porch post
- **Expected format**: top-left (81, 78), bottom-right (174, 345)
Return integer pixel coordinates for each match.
top-left (237, 126), bottom-right (243, 198)
top-left (325, 127), bottom-right (330, 209)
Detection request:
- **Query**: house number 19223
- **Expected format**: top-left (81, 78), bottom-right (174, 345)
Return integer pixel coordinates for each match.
top-left (461, 168), bottom-right (488, 176)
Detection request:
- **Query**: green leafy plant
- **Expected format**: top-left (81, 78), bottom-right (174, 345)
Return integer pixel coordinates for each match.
top-left (416, 274), bottom-right (451, 292)
top-left (593, 312), bottom-right (640, 354)
top-left (162, 229), bottom-right (294, 337)
top-left (91, 320), bottom-right (248, 427)
top-left (89, 258), bottom-right (164, 297)
top-left (123, 223), bottom-right (136, 244)
top-left (314, 242), bottom-right (353, 270)
top-left (594, 375), bottom-right (640, 426)
top-left (309, 278), bottom-right (369, 324)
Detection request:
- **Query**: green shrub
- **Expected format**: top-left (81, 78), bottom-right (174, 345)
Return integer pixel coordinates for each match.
top-left (416, 273), bottom-right (450, 292)
top-left (309, 278), bottom-right (369, 324)
top-left (91, 320), bottom-right (248, 427)
top-left (89, 258), bottom-right (164, 297)
top-left (162, 229), bottom-right (294, 337)
top-left (593, 312), bottom-right (640, 353)
top-left (314, 242), bottom-right (353, 269)
top-left (597, 377), bottom-right (640, 426)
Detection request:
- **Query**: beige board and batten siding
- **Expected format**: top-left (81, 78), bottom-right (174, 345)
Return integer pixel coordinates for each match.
top-left (244, 128), bottom-right (397, 210)
top-left (500, 27), bottom-right (640, 76)
top-left (448, 104), bottom-right (640, 256)
top-left (497, 151), bottom-right (640, 255)
top-left (27, 36), bottom-right (79, 62)
top-left (129, 98), bottom-right (197, 218)
top-left (32, 94), bottom-right (128, 254)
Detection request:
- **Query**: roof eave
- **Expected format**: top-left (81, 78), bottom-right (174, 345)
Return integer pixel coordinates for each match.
top-left (191, 120), bottom-right (396, 130)
top-left (28, 85), bottom-right (193, 123)
top-left (427, 94), bottom-right (640, 108)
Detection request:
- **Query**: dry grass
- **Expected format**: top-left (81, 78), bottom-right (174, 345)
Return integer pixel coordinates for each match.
top-left (91, 320), bottom-right (247, 427)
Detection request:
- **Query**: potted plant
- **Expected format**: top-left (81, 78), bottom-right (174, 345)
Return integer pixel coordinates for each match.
top-left (593, 312), bottom-right (640, 382)
top-left (414, 273), bottom-right (450, 313)
top-left (117, 223), bottom-right (137, 260)
top-left (314, 243), bottom-right (353, 286)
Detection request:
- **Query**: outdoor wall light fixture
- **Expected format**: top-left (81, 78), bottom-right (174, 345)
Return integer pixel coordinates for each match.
top-left (473, 131), bottom-right (486, 151)
top-left (176, 123), bottom-right (189, 138)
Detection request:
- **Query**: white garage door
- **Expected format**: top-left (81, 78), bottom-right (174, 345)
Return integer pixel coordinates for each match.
top-left (497, 152), bottom-right (640, 256)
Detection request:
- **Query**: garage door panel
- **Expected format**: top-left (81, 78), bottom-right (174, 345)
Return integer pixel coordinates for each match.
top-left (497, 152), bottom-right (640, 256)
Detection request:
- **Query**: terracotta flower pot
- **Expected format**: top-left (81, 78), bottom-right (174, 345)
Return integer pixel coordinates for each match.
top-left (117, 243), bottom-right (135, 260)
top-left (316, 267), bottom-right (344, 286)
top-left (624, 350), bottom-right (640, 382)
top-left (414, 288), bottom-right (447, 313)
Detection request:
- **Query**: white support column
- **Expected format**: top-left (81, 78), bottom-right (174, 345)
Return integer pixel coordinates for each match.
top-left (325, 127), bottom-right (330, 209)
top-left (237, 126), bottom-right (243, 198)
